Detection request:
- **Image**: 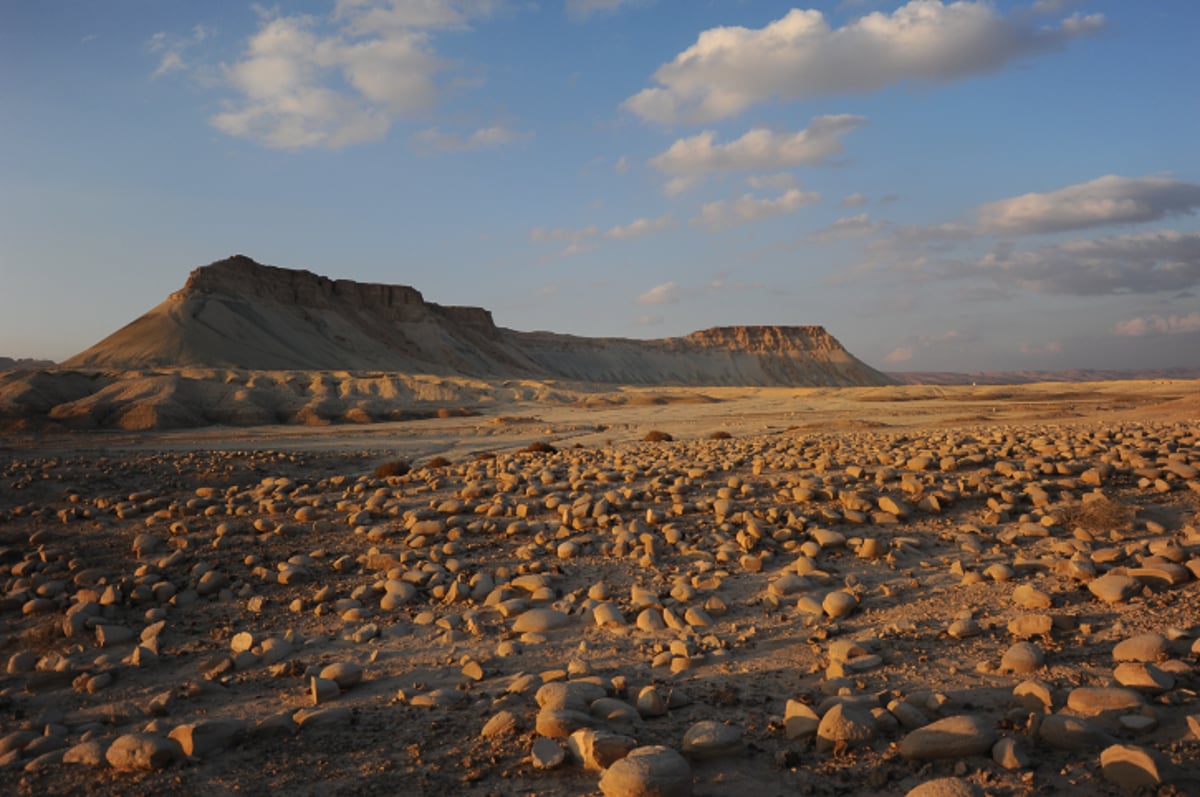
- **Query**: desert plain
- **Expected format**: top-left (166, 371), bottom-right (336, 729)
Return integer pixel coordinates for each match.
top-left (3, 378), bottom-right (1200, 796)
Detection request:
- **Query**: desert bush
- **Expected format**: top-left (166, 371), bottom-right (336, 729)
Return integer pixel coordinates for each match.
top-left (1060, 496), bottom-right (1136, 534)
top-left (708, 430), bottom-right (733, 440)
top-left (424, 456), bottom-right (452, 469)
top-left (522, 441), bottom-right (557, 454)
top-left (373, 459), bottom-right (410, 479)
top-left (643, 430), bottom-right (673, 442)
top-left (473, 451), bottom-right (497, 461)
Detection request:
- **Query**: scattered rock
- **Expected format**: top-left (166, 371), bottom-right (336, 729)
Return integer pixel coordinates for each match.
top-left (599, 745), bottom-right (692, 797)
top-left (680, 721), bottom-right (743, 759)
top-left (899, 715), bottom-right (996, 760)
top-left (105, 733), bottom-right (181, 771)
top-left (1100, 744), bottom-right (1161, 790)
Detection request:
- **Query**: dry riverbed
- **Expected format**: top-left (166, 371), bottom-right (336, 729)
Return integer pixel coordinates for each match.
top-left (2, 382), bottom-right (1199, 796)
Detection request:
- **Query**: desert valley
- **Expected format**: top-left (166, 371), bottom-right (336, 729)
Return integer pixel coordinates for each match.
top-left (0, 258), bottom-right (1197, 797)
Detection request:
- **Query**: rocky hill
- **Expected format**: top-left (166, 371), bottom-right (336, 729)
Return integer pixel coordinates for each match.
top-left (63, 255), bottom-right (892, 387)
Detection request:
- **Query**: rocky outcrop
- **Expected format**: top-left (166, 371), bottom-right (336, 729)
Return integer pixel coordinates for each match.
top-left (62, 255), bottom-right (892, 387)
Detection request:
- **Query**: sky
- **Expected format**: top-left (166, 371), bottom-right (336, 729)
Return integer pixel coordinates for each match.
top-left (1, 0), bottom-right (1198, 372)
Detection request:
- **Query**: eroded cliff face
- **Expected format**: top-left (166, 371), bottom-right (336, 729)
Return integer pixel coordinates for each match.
top-left (680, 326), bottom-right (848, 355)
top-left (178, 255), bottom-right (498, 331)
top-left (64, 256), bottom-right (892, 386)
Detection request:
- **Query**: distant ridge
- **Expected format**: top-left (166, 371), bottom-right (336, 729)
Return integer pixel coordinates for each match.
top-left (890, 368), bottom-right (1200, 385)
top-left (0, 357), bottom-right (56, 371)
top-left (63, 255), bottom-right (893, 387)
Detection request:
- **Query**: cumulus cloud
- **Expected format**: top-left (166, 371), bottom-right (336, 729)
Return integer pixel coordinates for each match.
top-left (614, 155), bottom-right (629, 174)
top-left (1112, 311), bottom-right (1200, 337)
top-left (841, 192), bottom-right (868, 208)
top-left (412, 125), bottom-right (529, 152)
top-left (693, 188), bottom-right (819, 231)
top-left (605, 214), bottom-right (673, 240)
top-left (807, 213), bottom-right (883, 243)
top-left (565, 0), bottom-right (647, 21)
top-left (147, 25), bottom-right (212, 78)
top-left (649, 115), bottom-right (866, 189)
top-left (624, 1), bottom-right (1104, 124)
top-left (976, 230), bottom-right (1200, 295)
top-left (636, 281), bottom-right (680, 305)
top-left (884, 346), bottom-right (914, 363)
top-left (206, 2), bottom-right (505, 149)
top-left (529, 224), bottom-right (597, 257)
top-left (977, 175), bottom-right (1200, 235)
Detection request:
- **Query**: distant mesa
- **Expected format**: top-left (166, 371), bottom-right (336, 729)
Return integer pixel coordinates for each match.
top-left (0, 256), bottom-right (893, 432)
top-left (0, 356), bottom-right (56, 371)
top-left (62, 255), bottom-right (892, 387)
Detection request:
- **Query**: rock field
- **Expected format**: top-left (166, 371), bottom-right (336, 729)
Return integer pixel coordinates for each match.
top-left (2, 386), bottom-right (1200, 796)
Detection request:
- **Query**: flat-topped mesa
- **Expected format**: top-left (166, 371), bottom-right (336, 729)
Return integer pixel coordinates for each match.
top-left (180, 255), bottom-right (424, 312)
top-left (681, 325), bottom-right (846, 354)
top-left (63, 255), bottom-right (892, 386)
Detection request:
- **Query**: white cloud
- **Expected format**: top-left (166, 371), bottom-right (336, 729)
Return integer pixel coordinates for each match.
top-left (624, 1), bottom-right (1103, 124)
top-left (147, 25), bottom-right (213, 79)
top-left (1112, 311), bottom-right (1200, 337)
top-left (976, 229), bottom-right (1200, 295)
top-left (807, 213), bottom-right (883, 243)
top-left (636, 282), bottom-right (679, 305)
top-left (693, 188), bottom-right (820, 231)
top-left (206, 3), bottom-right (506, 149)
top-left (530, 224), bottom-right (597, 258)
top-left (649, 116), bottom-right (866, 188)
top-left (566, 0), bottom-right (647, 21)
top-left (841, 192), bottom-right (868, 207)
top-left (614, 155), bottom-right (629, 174)
top-left (638, 314), bottom-right (665, 326)
top-left (884, 346), bottom-right (914, 363)
top-left (605, 214), bottom-right (673, 240)
top-left (413, 125), bottom-right (529, 152)
top-left (977, 175), bottom-right (1200, 235)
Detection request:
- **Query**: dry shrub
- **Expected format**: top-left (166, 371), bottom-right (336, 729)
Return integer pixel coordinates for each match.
top-left (473, 451), bottom-right (497, 461)
top-left (1060, 496), bottom-right (1136, 534)
top-left (522, 441), bottom-right (557, 454)
top-left (373, 459), bottom-right (410, 479)
top-left (643, 430), bottom-right (673, 442)
top-left (708, 430), bottom-right (733, 440)
top-left (424, 456), bottom-right (452, 469)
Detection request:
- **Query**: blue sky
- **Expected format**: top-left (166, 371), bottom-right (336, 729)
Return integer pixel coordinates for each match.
top-left (2, 0), bottom-right (1198, 371)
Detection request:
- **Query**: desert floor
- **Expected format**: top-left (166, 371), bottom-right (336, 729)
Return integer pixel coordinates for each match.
top-left (2, 380), bottom-right (1199, 796)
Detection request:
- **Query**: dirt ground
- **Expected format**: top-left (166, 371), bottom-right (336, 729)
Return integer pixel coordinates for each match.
top-left (2, 380), bottom-right (1199, 796)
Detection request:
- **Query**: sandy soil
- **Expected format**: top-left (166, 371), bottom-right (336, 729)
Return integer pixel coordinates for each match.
top-left (2, 380), bottom-right (1199, 796)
